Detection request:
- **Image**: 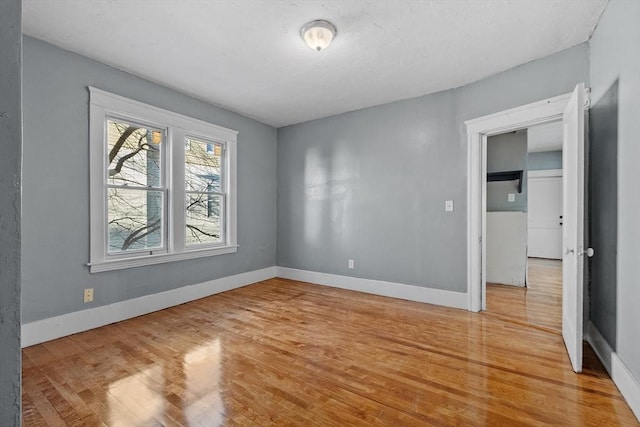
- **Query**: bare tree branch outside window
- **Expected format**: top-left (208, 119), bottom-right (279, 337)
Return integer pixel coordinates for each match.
top-left (107, 120), bottom-right (163, 253)
top-left (185, 137), bottom-right (223, 246)
top-left (106, 121), bottom-right (224, 254)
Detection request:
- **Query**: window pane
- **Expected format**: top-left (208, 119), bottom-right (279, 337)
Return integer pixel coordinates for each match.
top-left (107, 119), bottom-right (162, 187)
top-left (185, 137), bottom-right (222, 192)
top-left (186, 193), bottom-right (223, 246)
top-left (108, 188), bottom-right (164, 253)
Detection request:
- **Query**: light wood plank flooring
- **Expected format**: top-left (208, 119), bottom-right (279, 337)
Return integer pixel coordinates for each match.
top-left (486, 258), bottom-right (563, 333)
top-left (23, 261), bottom-right (638, 426)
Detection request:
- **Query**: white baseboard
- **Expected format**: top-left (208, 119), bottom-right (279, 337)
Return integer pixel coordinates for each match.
top-left (586, 321), bottom-right (640, 421)
top-left (585, 321), bottom-right (614, 374)
top-left (21, 266), bottom-right (277, 348)
top-left (612, 354), bottom-right (640, 421)
top-left (276, 267), bottom-right (468, 310)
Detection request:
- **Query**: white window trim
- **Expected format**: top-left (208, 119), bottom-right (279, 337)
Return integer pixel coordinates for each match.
top-left (88, 87), bottom-right (238, 273)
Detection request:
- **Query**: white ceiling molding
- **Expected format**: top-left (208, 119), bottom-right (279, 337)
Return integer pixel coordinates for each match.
top-left (23, 0), bottom-right (607, 127)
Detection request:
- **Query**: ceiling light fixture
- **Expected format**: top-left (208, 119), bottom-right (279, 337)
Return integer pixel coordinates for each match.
top-left (300, 20), bottom-right (337, 52)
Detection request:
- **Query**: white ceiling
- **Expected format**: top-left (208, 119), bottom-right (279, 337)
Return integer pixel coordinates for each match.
top-left (528, 121), bottom-right (563, 153)
top-left (23, 0), bottom-right (607, 128)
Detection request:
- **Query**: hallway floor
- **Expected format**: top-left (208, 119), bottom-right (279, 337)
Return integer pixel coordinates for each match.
top-left (486, 257), bottom-right (562, 333)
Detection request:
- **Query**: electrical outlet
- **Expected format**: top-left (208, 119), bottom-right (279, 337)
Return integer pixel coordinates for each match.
top-left (84, 288), bottom-right (94, 303)
top-left (445, 200), bottom-right (454, 212)
top-left (508, 193), bottom-right (516, 202)
top-left (348, 259), bottom-right (355, 269)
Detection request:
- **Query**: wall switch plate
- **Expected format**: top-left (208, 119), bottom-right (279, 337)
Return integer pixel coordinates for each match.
top-left (508, 193), bottom-right (516, 202)
top-left (348, 259), bottom-right (355, 269)
top-left (445, 200), bottom-right (454, 212)
top-left (84, 288), bottom-right (94, 303)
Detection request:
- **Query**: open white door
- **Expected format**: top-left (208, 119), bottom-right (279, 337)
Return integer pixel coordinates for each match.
top-left (562, 83), bottom-right (586, 373)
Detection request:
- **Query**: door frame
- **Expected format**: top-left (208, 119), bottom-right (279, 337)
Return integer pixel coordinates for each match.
top-left (465, 90), bottom-right (589, 312)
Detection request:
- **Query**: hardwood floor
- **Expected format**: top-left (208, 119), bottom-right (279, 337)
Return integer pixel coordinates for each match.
top-left (23, 264), bottom-right (638, 426)
top-left (486, 258), bottom-right (563, 333)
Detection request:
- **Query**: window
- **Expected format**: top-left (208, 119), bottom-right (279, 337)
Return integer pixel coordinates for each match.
top-left (107, 119), bottom-right (166, 255)
top-left (184, 136), bottom-right (224, 247)
top-left (89, 88), bottom-right (237, 272)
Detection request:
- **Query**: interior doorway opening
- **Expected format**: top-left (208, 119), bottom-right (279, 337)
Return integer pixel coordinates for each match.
top-left (484, 121), bottom-right (564, 332)
top-left (465, 84), bottom-right (588, 373)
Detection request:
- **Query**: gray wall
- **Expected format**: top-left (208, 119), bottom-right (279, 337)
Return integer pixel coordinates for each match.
top-left (0, 0), bottom-right (22, 424)
top-left (21, 37), bottom-right (278, 323)
top-left (278, 90), bottom-right (461, 289)
top-left (590, 0), bottom-right (640, 383)
top-left (528, 150), bottom-right (562, 171)
top-left (487, 131), bottom-right (527, 212)
top-left (589, 80), bottom-right (618, 352)
top-left (278, 43), bottom-right (589, 293)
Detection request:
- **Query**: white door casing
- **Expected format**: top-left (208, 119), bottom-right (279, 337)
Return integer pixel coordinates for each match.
top-left (528, 170), bottom-right (563, 260)
top-left (561, 83), bottom-right (586, 373)
top-left (466, 91), bottom-right (581, 312)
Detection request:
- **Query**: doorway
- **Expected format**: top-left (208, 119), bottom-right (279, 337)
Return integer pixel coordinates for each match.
top-left (483, 122), bottom-right (563, 330)
top-left (465, 84), bottom-right (589, 373)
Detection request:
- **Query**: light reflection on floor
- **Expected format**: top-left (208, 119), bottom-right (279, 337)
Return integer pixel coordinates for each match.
top-left (107, 338), bottom-right (224, 426)
top-left (185, 339), bottom-right (225, 426)
top-left (108, 365), bottom-right (165, 426)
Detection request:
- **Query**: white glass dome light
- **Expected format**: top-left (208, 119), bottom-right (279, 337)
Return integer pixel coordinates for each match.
top-left (300, 20), bottom-right (337, 52)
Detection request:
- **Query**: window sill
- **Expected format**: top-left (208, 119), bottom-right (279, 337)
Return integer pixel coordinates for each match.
top-left (88, 245), bottom-right (238, 273)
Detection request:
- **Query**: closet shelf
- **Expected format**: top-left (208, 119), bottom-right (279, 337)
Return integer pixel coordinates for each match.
top-left (487, 170), bottom-right (523, 193)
